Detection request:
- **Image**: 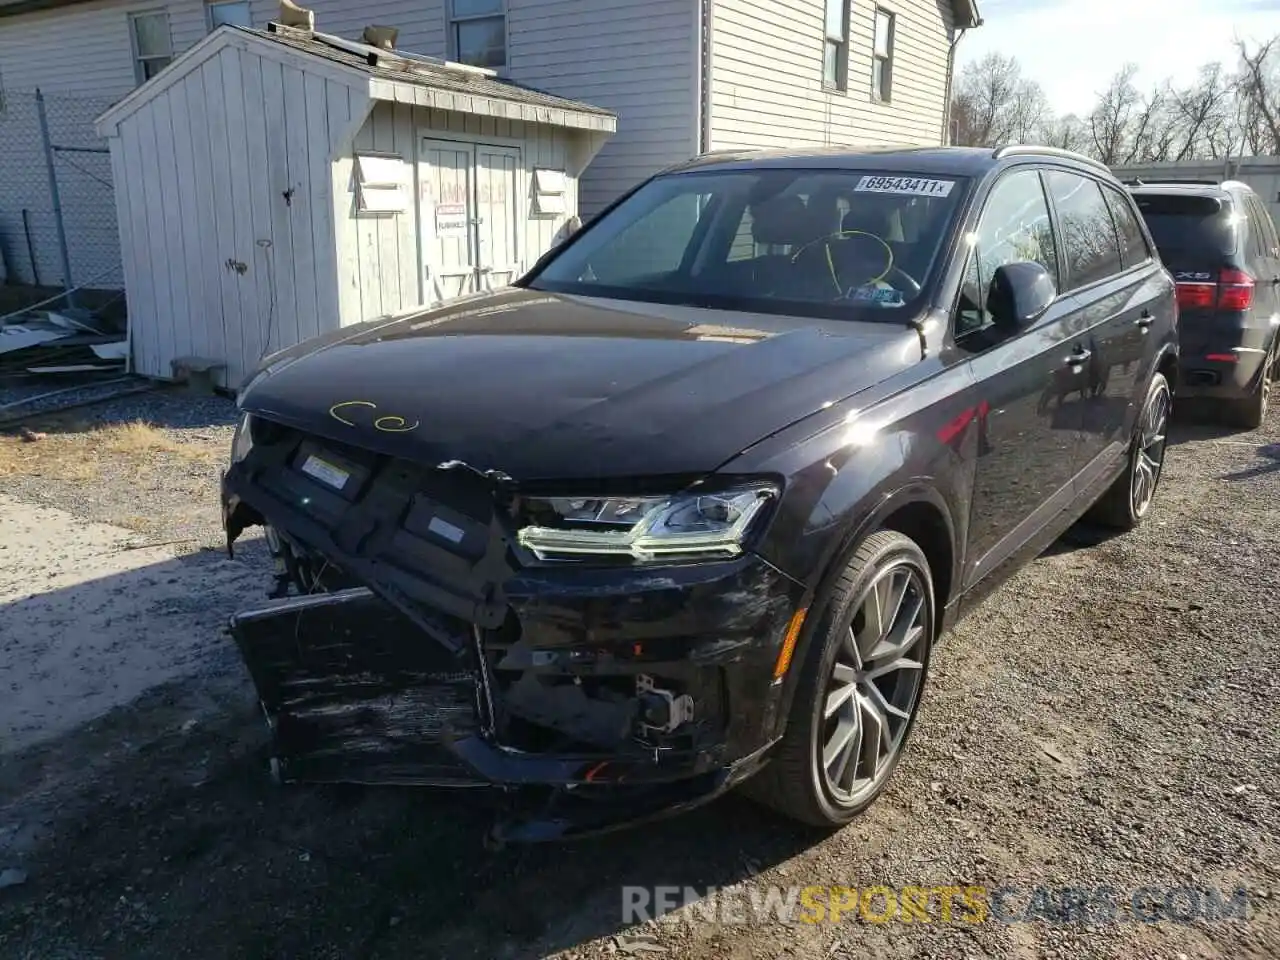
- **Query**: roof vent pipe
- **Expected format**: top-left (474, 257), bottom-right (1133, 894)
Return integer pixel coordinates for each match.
top-left (278, 0), bottom-right (315, 31)
top-left (363, 25), bottom-right (398, 49)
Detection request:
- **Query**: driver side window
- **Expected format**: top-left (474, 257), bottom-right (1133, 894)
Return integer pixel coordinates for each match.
top-left (956, 169), bottom-right (1058, 341)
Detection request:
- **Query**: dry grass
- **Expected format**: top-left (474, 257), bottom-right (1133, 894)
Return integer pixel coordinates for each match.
top-left (0, 419), bottom-right (218, 482)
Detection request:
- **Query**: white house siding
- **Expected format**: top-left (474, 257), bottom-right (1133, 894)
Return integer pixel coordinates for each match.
top-left (505, 0), bottom-right (695, 215)
top-left (709, 0), bottom-right (955, 151)
top-left (107, 40), bottom-right (363, 387)
top-left (341, 100), bottom-right (582, 325)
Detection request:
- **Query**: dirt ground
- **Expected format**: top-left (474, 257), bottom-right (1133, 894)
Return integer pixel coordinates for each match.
top-left (0, 391), bottom-right (1277, 960)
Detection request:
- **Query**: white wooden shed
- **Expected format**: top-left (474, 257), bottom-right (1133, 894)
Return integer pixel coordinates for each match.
top-left (95, 21), bottom-right (616, 389)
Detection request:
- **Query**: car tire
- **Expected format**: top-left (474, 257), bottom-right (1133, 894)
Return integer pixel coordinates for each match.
top-left (1088, 371), bottom-right (1171, 530)
top-left (1226, 361), bottom-right (1271, 430)
top-left (746, 530), bottom-right (934, 827)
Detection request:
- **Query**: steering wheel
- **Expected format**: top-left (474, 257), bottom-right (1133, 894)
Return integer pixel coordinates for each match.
top-left (790, 230), bottom-right (922, 299)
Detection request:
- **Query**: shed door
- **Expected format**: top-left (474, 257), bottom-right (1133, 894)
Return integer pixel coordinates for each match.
top-left (475, 145), bottom-right (521, 289)
top-left (419, 140), bottom-right (522, 302)
top-left (420, 139), bottom-right (477, 300)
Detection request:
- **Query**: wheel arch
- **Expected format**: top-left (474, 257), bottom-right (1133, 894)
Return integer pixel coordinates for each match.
top-left (768, 483), bottom-right (959, 740)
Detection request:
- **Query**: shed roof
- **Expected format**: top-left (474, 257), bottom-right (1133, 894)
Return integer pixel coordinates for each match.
top-left (260, 24), bottom-right (617, 129)
top-left (97, 23), bottom-right (617, 137)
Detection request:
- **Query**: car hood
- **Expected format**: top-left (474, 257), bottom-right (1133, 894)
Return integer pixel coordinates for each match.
top-left (239, 289), bottom-right (921, 481)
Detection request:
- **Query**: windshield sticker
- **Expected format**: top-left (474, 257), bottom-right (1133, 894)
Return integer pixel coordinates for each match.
top-left (855, 176), bottom-right (956, 198)
top-left (849, 285), bottom-right (906, 307)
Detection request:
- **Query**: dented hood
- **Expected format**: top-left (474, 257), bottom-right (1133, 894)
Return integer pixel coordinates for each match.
top-left (239, 289), bottom-right (920, 480)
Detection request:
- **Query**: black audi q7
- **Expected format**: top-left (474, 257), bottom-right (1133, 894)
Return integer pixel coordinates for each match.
top-left (222, 146), bottom-right (1179, 842)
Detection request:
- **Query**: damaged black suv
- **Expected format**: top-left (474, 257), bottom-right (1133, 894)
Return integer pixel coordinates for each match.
top-left (223, 146), bottom-right (1178, 842)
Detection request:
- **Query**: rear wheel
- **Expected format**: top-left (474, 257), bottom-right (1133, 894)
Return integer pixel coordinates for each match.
top-left (1088, 372), bottom-right (1171, 530)
top-left (747, 530), bottom-right (934, 826)
top-left (1226, 358), bottom-right (1272, 430)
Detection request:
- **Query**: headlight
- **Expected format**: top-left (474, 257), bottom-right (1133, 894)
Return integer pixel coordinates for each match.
top-left (230, 412), bottom-right (254, 464)
top-left (517, 484), bottom-right (775, 562)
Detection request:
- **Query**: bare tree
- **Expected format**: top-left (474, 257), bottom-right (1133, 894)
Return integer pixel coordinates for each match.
top-left (1235, 36), bottom-right (1280, 155)
top-left (1089, 65), bottom-right (1141, 164)
top-left (1169, 63), bottom-right (1236, 160)
top-left (951, 53), bottom-right (1050, 147)
top-left (1040, 113), bottom-right (1089, 153)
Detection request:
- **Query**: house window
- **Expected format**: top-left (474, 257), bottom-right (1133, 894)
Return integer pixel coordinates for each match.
top-left (872, 8), bottom-right (894, 101)
top-left (208, 1), bottom-right (252, 30)
top-left (450, 0), bottom-right (505, 69)
top-left (822, 0), bottom-right (848, 90)
top-left (130, 11), bottom-right (173, 84)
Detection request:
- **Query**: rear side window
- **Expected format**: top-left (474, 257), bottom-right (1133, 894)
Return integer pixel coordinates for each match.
top-left (1132, 193), bottom-right (1237, 261)
top-left (1244, 195), bottom-right (1278, 259)
top-left (1045, 171), bottom-right (1124, 289)
top-left (1103, 186), bottom-right (1151, 269)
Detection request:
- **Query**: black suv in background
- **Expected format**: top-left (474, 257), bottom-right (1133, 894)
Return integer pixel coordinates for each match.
top-left (222, 146), bottom-right (1178, 841)
top-left (1127, 179), bottom-right (1280, 427)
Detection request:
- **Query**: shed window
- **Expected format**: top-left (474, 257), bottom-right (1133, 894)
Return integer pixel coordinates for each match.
top-left (872, 8), bottom-right (895, 102)
top-left (354, 153), bottom-right (407, 213)
top-left (532, 167), bottom-right (567, 215)
top-left (450, 0), bottom-right (505, 69)
top-left (130, 11), bottom-right (173, 85)
top-left (208, 1), bottom-right (252, 30)
top-left (822, 0), bottom-right (848, 90)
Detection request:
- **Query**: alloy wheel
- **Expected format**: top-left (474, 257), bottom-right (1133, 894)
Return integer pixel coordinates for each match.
top-left (1131, 379), bottom-right (1171, 518)
top-left (819, 561), bottom-right (929, 806)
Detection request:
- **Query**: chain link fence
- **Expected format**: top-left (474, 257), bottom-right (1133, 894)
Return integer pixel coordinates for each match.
top-left (0, 89), bottom-right (123, 296)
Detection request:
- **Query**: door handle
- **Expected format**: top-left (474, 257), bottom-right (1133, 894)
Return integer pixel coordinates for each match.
top-left (1066, 348), bottom-right (1091, 367)
top-left (1136, 311), bottom-right (1154, 329)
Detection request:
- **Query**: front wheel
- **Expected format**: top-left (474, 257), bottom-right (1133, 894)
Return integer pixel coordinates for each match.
top-left (747, 530), bottom-right (934, 827)
top-left (1087, 371), bottom-right (1171, 530)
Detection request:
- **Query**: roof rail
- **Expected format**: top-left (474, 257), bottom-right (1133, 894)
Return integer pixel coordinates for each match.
top-left (1125, 178), bottom-right (1222, 186)
top-left (991, 144), bottom-right (1109, 172)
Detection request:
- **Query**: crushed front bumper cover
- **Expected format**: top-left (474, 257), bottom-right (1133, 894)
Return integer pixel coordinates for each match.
top-left (222, 424), bottom-right (803, 841)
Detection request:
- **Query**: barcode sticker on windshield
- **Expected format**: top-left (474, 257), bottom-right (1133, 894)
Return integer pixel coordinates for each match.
top-left (855, 176), bottom-right (955, 197)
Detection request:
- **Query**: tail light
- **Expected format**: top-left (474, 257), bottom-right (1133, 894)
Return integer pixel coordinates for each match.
top-left (1173, 269), bottom-right (1255, 312)
top-left (1217, 268), bottom-right (1255, 311)
top-left (1175, 282), bottom-right (1215, 310)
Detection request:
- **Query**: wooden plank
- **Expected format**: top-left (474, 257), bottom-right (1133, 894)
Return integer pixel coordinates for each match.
top-left (117, 119), bottom-right (158, 377)
top-left (135, 102), bottom-right (172, 378)
top-left (221, 46), bottom-right (258, 387)
top-left (371, 104), bottom-right (403, 314)
top-left (282, 63), bottom-right (318, 343)
top-left (151, 90), bottom-right (191, 375)
top-left (305, 72), bottom-right (338, 333)
top-left (330, 84), bottom-right (363, 327)
top-left (166, 79), bottom-right (204, 365)
top-left (261, 57), bottom-right (300, 351)
top-left (242, 51), bottom-right (278, 361)
top-left (187, 63), bottom-right (227, 380)
top-left (392, 99), bottom-right (421, 308)
top-left (203, 57), bottom-right (242, 382)
top-left (105, 140), bottom-right (136, 373)
top-left (351, 111), bottom-right (381, 320)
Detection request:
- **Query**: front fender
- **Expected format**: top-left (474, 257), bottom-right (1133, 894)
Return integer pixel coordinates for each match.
top-left (722, 354), bottom-right (980, 741)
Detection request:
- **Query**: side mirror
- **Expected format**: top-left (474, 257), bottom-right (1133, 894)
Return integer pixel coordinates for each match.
top-left (988, 261), bottom-right (1056, 331)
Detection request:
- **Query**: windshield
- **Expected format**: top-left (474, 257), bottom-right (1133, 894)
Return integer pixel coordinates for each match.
top-left (526, 169), bottom-right (968, 319)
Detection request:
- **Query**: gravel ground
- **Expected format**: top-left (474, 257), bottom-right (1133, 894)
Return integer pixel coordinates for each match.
top-left (0, 387), bottom-right (240, 549)
top-left (0, 394), bottom-right (1276, 960)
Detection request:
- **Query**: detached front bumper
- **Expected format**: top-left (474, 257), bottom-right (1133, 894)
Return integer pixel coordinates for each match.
top-left (221, 431), bottom-right (804, 840)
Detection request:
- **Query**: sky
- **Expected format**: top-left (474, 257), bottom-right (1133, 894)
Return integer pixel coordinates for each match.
top-left (956, 0), bottom-right (1280, 116)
